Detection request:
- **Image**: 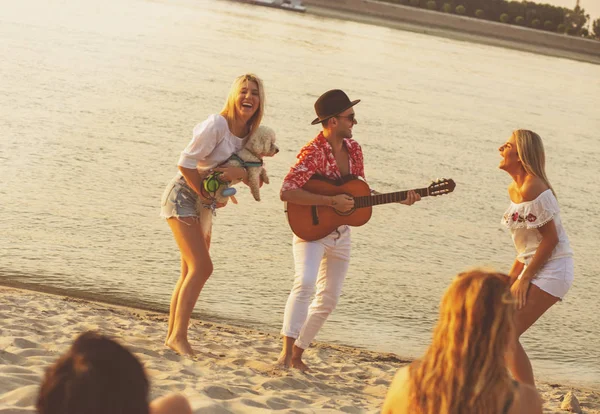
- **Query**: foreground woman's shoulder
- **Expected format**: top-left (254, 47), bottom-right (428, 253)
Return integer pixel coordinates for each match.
top-left (512, 383), bottom-right (543, 414)
top-left (381, 366), bottom-right (411, 414)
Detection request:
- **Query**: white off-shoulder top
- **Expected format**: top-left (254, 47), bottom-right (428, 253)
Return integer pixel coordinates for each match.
top-left (501, 189), bottom-right (573, 265)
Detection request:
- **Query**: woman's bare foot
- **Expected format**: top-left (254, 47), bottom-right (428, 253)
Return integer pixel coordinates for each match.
top-left (166, 336), bottom-right (195, 357)
top-left (276, 351), bottom-right (292, 368)
top-left (291, 357), bottom-right (310, 372)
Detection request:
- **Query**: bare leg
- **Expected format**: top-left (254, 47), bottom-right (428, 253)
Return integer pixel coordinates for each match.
top-left (277, 336), bottom-right (296, 368)
top-left (166, 258), bottom-right (187, 345)
top-left (507, 284), bottom-right (559, 386)
top-left (165, 217), bottom-right (213, 356)
top-left (290, 345), bottom-right (310, 372)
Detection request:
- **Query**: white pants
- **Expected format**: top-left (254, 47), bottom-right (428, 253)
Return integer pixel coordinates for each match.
top-left (281, 226), bottom-right (351, 349)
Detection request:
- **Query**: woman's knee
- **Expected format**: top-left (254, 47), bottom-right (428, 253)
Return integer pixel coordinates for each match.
top-left (186, 261), bottom-right (213, 282)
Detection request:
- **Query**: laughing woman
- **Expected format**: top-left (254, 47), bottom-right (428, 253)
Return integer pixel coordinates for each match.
top-left (498, 129), bottom-right (573, 385)
top-left (160, 74), bottom-right (265, 356)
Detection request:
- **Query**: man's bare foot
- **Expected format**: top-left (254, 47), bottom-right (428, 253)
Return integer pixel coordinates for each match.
top-left (166, 336), bottom-right (195, 357)
top-left (291, 357), bottom-right (310, 372)
top-left (276, 351), bottom-right (292, 368)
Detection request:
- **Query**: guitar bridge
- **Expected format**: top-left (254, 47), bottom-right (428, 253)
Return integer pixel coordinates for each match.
top-left (311, 206), bottom-right (319, 226)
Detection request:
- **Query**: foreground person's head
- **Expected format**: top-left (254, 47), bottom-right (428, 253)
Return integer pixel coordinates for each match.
top-left (409, 269), bottom-right (516, 413)
top-left (37, 331), bottom-right (150, 414)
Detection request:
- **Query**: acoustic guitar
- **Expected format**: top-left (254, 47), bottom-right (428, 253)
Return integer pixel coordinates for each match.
top-left (285, 176), bottom-right (456, 241)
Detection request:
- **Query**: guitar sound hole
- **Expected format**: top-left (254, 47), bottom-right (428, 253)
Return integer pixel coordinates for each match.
top-left (335, 207), bottom-right (355, 216)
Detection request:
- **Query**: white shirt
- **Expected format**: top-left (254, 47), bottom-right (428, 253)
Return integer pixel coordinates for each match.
top-left (177, 114), bottom-right (247, 170)
top-left (501, 189), bottom-right (573, 265)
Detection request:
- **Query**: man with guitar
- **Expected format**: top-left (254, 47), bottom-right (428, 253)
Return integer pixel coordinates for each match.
top-left (277, 89), bottom-right (421, 371)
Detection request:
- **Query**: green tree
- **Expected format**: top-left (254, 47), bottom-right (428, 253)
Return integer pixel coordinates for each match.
top-left (531, 18), bottom-right (541, 28)
top-left (455, 5), bottom-right (466, 14)
top-left (500, 13), bottom-right (510, 23)
top-left (593, 18), bottom-right (600, 39)
top-left (427, 0), bottom-right (437, 9)
top-left (544, 20), bottom-right (555, 30)
top-left (442, 3), bottom-right (452, 12)
top-left (475, 9), bottom-right (484, 18)
top-left (515, 16), bottom-right (525, 25)
top-left (563, 5), bottom-right (589, 36)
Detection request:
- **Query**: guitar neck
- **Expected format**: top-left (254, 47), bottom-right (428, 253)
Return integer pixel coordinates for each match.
top-left (355, 187), bottom-right (429, 208)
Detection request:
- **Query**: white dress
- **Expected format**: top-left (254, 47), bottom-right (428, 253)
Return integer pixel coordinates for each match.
top-left (501, 189), bottom-right (574, 298)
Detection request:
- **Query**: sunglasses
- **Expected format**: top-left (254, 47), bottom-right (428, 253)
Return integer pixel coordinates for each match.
top-left (336, 113), bottom-right (356, 122)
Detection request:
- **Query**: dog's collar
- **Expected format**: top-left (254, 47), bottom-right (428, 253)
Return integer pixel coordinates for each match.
top-left (228, 153), bottom-right (263, 168)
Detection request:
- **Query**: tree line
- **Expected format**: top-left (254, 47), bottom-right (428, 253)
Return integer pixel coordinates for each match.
top-left (383, 0), bottom-right (600, 40)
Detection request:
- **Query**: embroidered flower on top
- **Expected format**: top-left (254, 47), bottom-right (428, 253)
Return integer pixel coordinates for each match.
top-left (526, 213), bottom-right (537, 223)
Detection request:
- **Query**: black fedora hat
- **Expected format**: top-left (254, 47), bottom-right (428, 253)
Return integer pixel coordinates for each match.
top-left (311, 89), bottom-right (360, 125)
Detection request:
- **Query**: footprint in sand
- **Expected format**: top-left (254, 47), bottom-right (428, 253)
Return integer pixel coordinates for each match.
top-left (254, 346), bottom-right (276, 354)
top-left (130, 347), bottom-right (163, 359)
top-left (15, 348), bottom-right (51, 358)
top-left (281, 392), bottom-right (313, 404)
top-left (0, 350), bottom-right (27, 366)
top-left (0, 366), bottom-right (36, 375)
top-left (340, 406), bottom-right (363, 413)
top-left (229, 386), bottom-right (259, 396)
top-left (259, 377), bottom-right (310, 391)
top-left (244, 360), bottom-right (274, 374)
top-left (240, 398), bottom-right (269, 409)
top-left (0, 384), bottom-right (39, 407)
top-left (203, 385), bottom-right (237, 400)
top-left (265, 397), bottom-right (290, 410)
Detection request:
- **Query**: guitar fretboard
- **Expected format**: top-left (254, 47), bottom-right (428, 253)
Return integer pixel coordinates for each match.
top-left (354, 187), bottom-right (429, 208)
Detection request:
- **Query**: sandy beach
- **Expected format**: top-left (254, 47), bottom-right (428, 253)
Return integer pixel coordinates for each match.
top-left (0, 286), bottom-right (598, 413)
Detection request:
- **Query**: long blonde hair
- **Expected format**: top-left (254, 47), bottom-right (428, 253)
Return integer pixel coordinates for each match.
top-left (513, 129), bottom-right (556, 196)
top-left (407, 270), bottom-right (516, 414)
top-left (220, 73), bottom-right (265, 134)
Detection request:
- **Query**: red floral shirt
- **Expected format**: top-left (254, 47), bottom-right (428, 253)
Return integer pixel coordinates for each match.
top-left (281, 132), bottom-right (366, 192)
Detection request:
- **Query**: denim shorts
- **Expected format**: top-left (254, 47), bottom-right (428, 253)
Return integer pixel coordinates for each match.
top-left (160, 174), bottom-right (200, 219)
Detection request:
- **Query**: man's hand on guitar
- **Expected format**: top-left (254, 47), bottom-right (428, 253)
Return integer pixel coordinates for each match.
top-left (329, 194), bottom-right (354, 213)
top-left (399, 190), bottom-right (421, 206)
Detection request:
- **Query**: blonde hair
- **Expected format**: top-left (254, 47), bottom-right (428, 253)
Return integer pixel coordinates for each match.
top-left (220, 73), bottom-right (265, 134)
top-left (513, 129), bottom-right (556, 196)
top-left (407, 270), bottom-right (516, 414)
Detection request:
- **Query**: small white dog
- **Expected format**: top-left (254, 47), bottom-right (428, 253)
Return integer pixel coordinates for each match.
top-left (229, 125), bottom-right (279, 201)
top-left (196, 125), bottom-right (278, 214)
